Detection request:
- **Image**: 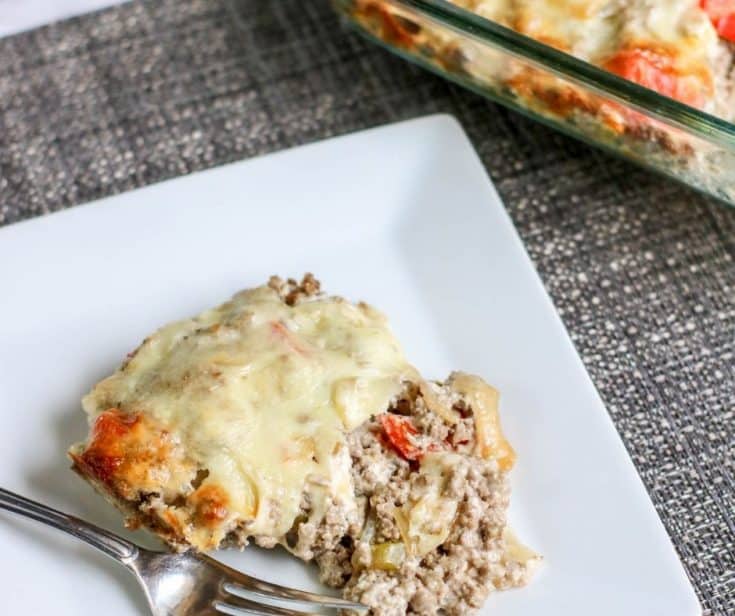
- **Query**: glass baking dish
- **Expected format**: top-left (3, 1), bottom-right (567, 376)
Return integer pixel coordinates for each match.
top-left (332, 0), bottom-right (735, 205)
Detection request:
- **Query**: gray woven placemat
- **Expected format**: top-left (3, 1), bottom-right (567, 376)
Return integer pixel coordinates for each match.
top-left (1, 1), bottom-right (733, 613)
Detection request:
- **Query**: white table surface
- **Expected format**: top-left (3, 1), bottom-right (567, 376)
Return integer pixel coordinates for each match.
top-left (0, 0), bottom-right (125, 36)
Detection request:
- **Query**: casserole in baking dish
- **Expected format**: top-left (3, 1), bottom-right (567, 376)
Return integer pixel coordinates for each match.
top-left (334, 0), bottom-right (735, 205)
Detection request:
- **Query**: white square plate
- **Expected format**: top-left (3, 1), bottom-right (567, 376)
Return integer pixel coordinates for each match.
top-left (0, 115), bottom-right (699, 615)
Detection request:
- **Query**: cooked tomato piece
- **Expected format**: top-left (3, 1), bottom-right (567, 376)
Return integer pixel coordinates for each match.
top-left (379, 414), bottom-right (423, 461)
top-left (92, 408), bottom-right (139, 438)
top-left (701, 0), bottom-right (735, 42)
top-left (76, 409), bottom-right (140, 483)
top-left (604, 48), bottom-right (708, 108)
top-left (718, 13), bottom-right (735, 40)
top-left (269, 320), bottom-right (309, 356)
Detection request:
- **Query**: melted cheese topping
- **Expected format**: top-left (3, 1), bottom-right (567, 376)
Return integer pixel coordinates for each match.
top-left (82, 285), bottom-right (418, 542)
top-left (453, 0), bottom-right (722, 106)
top-left (458, 0), bottom-right (719, 58)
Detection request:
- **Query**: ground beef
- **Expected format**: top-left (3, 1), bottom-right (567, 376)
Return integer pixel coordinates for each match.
top-left (293, 377), bottom-right (538, 615)
top-left (268, 272), bottom-right (321, 305)
top-left (341, 458), bottom-right (514, 615)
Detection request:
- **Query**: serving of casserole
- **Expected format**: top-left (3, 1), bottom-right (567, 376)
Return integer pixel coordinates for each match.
top-left (69, 275), bottom-right (539, 615)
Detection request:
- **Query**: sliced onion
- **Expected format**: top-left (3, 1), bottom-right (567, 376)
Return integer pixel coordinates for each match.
top-left (449, 372), bottom-right (516, 470)
top-left (371, 542), bottom-right (406, 570)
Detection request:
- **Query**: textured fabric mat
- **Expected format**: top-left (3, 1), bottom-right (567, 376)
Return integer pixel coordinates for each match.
top-left (0, 1), bottom-right (733, 613)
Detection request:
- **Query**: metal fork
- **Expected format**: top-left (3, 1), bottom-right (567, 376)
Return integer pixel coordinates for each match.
top-left (0, 487), bottom-right (367, 615)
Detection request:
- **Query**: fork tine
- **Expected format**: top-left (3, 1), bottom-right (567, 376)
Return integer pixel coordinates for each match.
top-left (198, 554), bottom-right (368, 612)
top-left (214, 594), bottom-right (320, 616)
top-left (224, 583), bottom-right (366, 613)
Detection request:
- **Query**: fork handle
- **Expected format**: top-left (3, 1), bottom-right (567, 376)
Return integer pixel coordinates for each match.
top-left (0, 487), bottom-right (139, 564)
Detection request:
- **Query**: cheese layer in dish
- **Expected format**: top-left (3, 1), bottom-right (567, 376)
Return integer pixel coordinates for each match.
top-left (355, 0), bottom-right (735, 123)
top-left (70, 275), bottom-right (539, 614)
top-left (453, 0), bottom-right (735, 119)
